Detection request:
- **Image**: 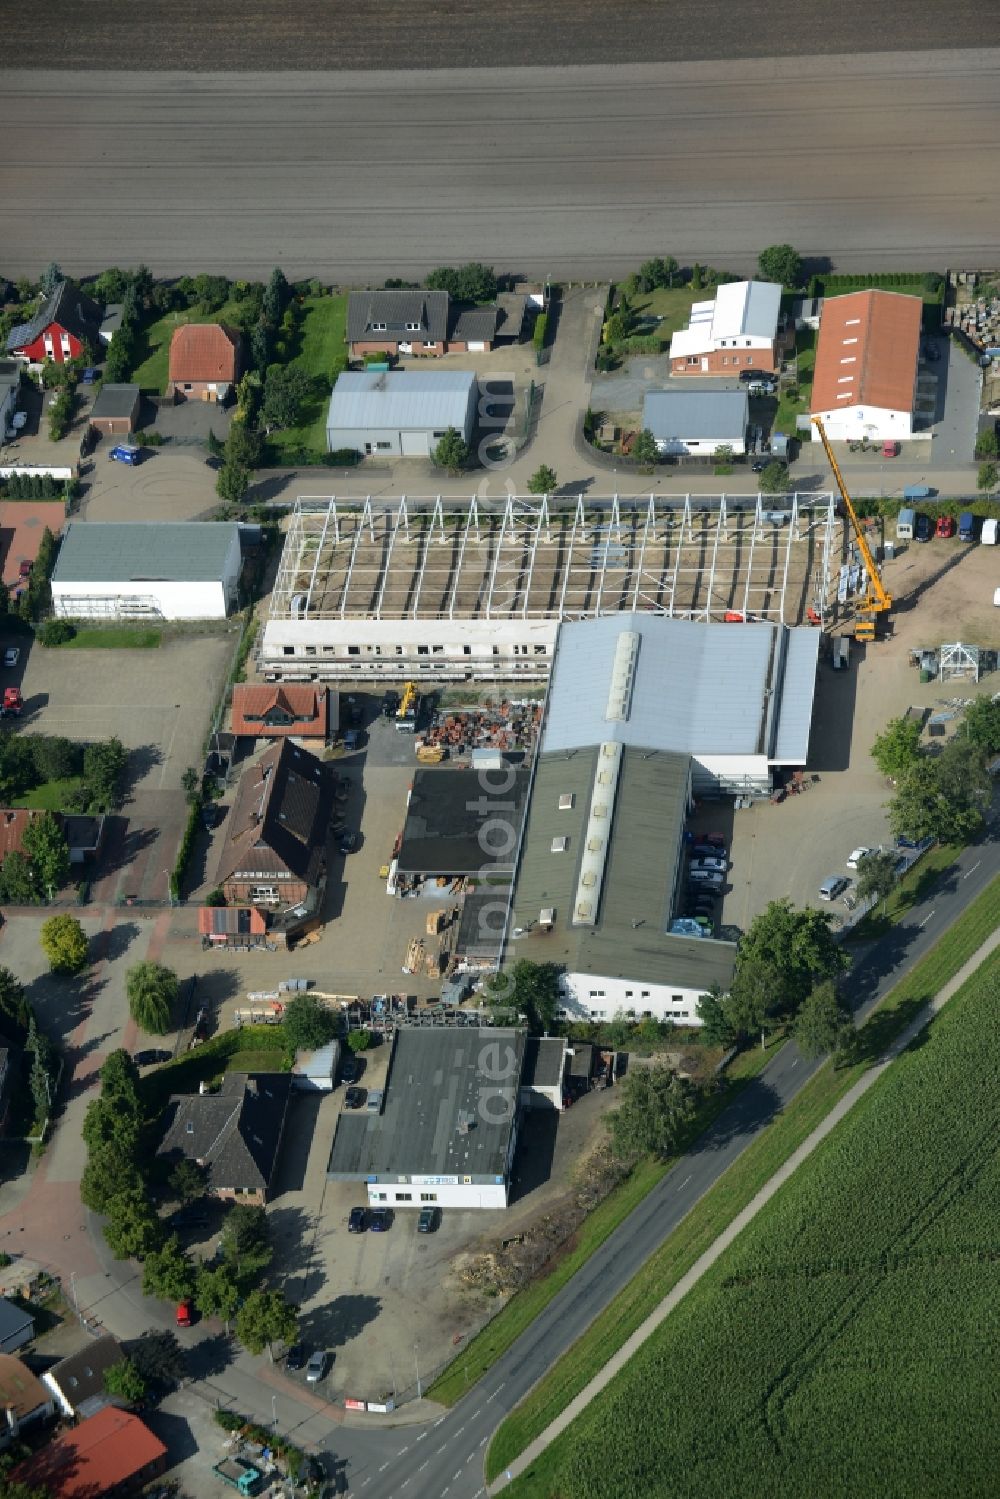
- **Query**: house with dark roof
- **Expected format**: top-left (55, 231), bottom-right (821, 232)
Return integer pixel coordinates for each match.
top-left (0, 1355), bottom-right (54, 1447)
top-left (0, 360), bottom-right (20, 436)
top-left (12, 1406), bottom-right (167, 1498)
top-left (347, 288), bottom-right (501, 358)
top-left (5, 281), bottom-right (102, 366)
top-left (89, 383), bottom-right (140, 437)
top-left (231, 683), bottom-right (331, 742)
top-left (215, 738), bottom-right (336, 914)
top-left (166, 323), bottom-right (242, 401)
top-left (0, 1300), bottom-right (34, 1356)
top-left (42, 1334), bottom-right (124, 1419)
top-left (157, 1071), bottom-right (292, 1204)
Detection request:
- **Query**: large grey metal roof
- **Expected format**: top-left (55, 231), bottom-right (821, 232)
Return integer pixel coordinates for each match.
top-left (52, 522), bottom-right (239, 584)
top-left (542, 614), bottom-right (797, 759)
top-left (326, 1027), bottom-right (524, 1185)
top-left (511, 747), bottom-right (736, 992)
top-left (773, 628), bottom-right (821, 762)
top-left (643, 389), bottom-right (749, 442)
top-left (327, 369), bottom-right (476, 432)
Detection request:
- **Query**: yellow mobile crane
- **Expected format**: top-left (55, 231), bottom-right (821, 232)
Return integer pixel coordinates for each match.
top-left (812, 416), bottom-right (892, 643)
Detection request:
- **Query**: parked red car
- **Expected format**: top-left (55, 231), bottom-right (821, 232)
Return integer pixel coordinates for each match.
top-left (936, 514), bottom-right (956, 539)
top-left (175, 1301), bottom-right (193, 1327)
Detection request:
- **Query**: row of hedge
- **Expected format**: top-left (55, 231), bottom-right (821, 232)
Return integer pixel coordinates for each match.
top-left (807, 271), bottom-right (944, 303)
top-left (170, 800), bottom-right (201, 902)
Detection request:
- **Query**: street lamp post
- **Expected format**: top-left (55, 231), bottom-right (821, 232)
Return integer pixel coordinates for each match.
top-left (271, 1394), bottom-right (277, 1435)
top-left (70, 1271), bottom-right (79, 1317)
top-left (413, 1342), bottom-right (422, 1402)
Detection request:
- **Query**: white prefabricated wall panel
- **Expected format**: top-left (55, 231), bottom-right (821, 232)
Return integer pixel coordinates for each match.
top-left (561, 972), bottom-right (708, 1025)
top-left (52, 578), bottom-right (229, 620)
top-left (811, 404), bottom-right (916, 442)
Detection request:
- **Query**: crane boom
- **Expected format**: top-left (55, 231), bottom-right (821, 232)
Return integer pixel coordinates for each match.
top-left (811, 417), bottom-right (892, 615)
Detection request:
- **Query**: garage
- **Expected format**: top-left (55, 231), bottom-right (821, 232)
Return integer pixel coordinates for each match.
top-left (326, 368), bottom-right (478, 458)
top-left (89, 383), bottom-right (140, 438)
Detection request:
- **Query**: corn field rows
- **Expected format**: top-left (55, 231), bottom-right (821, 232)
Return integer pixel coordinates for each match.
top-left (518, 952), bottom-right (1000, 1499)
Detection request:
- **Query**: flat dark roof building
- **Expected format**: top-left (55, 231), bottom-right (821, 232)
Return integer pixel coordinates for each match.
top-left (397, 768), bottom-right (530, 877)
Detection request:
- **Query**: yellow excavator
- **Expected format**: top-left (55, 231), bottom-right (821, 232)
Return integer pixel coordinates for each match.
top-left (812, 416), bottom-right (892, 643)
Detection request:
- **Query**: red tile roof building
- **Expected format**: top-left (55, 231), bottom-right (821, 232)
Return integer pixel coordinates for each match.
top-left (231, 683), bottom-right (330, 740)
top-left (12, 1407), bottom-right (167, 1497)
top-left (810, 290), bottom-right (922, 442)
top-left (166, 323), bottom-right (241, 400)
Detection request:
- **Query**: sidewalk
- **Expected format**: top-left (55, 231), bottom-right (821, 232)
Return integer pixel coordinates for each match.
top-left (489, 922), bottom-right (1000, 1492)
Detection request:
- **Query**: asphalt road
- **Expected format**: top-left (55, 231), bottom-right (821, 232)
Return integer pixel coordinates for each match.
top-left (2, 49), bottom-right (999, 279)
top-left (3, 0), bottom-right (991, 73)
top-left (331, 805), bottom-right (1000, 1498)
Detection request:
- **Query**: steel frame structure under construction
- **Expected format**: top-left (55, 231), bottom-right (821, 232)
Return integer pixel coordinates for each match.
top-left (271, 493), bottom-right (840, 626)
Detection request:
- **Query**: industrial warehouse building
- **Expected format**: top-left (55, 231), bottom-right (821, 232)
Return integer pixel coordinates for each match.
top-left (260, 493), bottom-right (839, 683)
top-left (326, 369), bottom-right (478, 457)
top-left (51, 522), bottom-right (242, 621)
top-left (643, 388), bottom-right (749, 457)
top-left (327, 1027), bottom-right (526, 1209)
top-left (810, 289), bottom-right (923, 443)
top-left (505, 613), bottom-right (819, 1024)
top-left (396, 767), bottom-right (531, 880)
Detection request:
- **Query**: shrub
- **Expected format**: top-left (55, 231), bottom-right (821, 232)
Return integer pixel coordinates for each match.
top-left (533, 314), bottom-right (549, 352)
top-left (172, 801), bottom-right (201, 900)
top-left (327, 447), bottom-right (361, 465)
top-left (37, 618), bottom-right (76, 646)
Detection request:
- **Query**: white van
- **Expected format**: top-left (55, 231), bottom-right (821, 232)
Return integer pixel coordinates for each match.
top-left (981, 518), bottom-right (998, 545)
top-left (832, 637), bottom-right (851, 670)
top-left (896, 507), bottom-right (916, 541)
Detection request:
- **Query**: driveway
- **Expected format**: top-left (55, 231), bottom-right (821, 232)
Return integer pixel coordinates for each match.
top-left (929, 334), bottom-right (983, 469)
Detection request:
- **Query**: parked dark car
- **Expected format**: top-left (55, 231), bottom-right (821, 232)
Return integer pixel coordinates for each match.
top-left (339, 830), bottom-right (358, 855)
top-left (369, 1207), bottom-right (391, 1233)
top-left (417, 1207), bottom-right (441, 1234)
top-left (285, 1344), bottom-right (306, 1371)
top-left (348, 1207), bottom-right (367, 1234)
top-left (345, 695), bottom-right (363, 726)
top-left (382, 690), bottom-right (400, 718)
top-left (341, 1057), bottom-right (360, 1083)
top-left (914, 512), bottom-right (933, 543)
top-left (134, 1048), bottom-right (171, 1066)
top-left (740, 368), bottom-right (766, 382)
top-left (344, 1086), bottom-right (366, 1109)
top-left (200, 804), bottom-right (220, 830)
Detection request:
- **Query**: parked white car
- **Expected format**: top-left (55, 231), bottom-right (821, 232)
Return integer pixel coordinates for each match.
top-left (846, 846), bottom-right (876, 870)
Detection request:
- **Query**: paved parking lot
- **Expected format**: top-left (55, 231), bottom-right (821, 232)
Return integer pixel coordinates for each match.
top-left (80, 445), bottom-right (222, 523)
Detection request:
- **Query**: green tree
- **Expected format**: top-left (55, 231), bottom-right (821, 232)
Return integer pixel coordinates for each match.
top-left (40, 913), bottom-right (89, 974)
top-left (126, 960), bottom-right (178, 1035)
top-left (216, 461), bottom-right (250, 503)
top-left (195, 1262), bottom-right (242, 1330)
top-left (713, 442), bottom-right (735, 473)
top-left (871, 715), bottom-right (923, 781)
top-left (604, 311), bottom-right (629, 346)
top-left (759, 460), bottom-right (789, 494)
top-left (0, 1477), bottom-right (51, 1499)
top-left (21, 811), bottom-right (69, 897)
top-left (632, 428), bottom-right (658, 471)
top-left (40, 261), bottom-right (63, 296)
top-left (192, 273), bottom-right (230, 312)
top-left (103, 1188), bottom-right (162, 1261)
top-left (757, 244), bottom-right (803, 287)
top-left (856, 849), bottom-right (898, 913)
top-left (696, 987), bottom-right (736, 1048)
top-left (425, 263), bottom-right (497, 302)
top-left (83, 737), bottom-right (128, 809)
top-left (888, 743), bottom-right (988, 845)
top-left (0, 852), bottom-right (40, 905)
top-left (962, 696), bottom-right (1000, 754)
top-left (103, 1357), bottom-right (147, 1405)
top-left (206, 428), bottom-right (225, 460)
top-left (974, 426), bottom-right (999, 461)
top-left (690, 263), bottom-right (704, 291)
top-left (432, 427), bottom-right (469, 474)
top-left (131, 1329), bottom-right (186, 1391)
top-left (181, 766), bottom-right (201, 804)
top-left (346, 1028), bottom-right (372, 1053)
top-left (636, 256), bottom-right (677, 291)
top-left (81, 1144), bottom-right (142, 1211)
top-left (732, 899), bottom-right (847, 1030)
top-left (607, 1066), bottom-right (698, 1160)
top-left (235, 1288), bottom-right (299, 1360)
top-left (794, 980), bottom-right (853, 1059)
top-left (169, 1158), bottom-right (207, 1206)
top-left (220, 1203), bottom-right (272, 1282)
top-left (250, 321), bottom-right (273, 376)
top-left (99, 1047), bottom-right (142, 1106)
top-left (142, 1234), bottom-right (197, 1302)
top-left (225, 420), bottom-right (263, 469)
top-left (977, 461), bottom-right (998, 493)
top-left (527, 465), bottom-right (557, 495)
top-left (262, 364), bottom-right (312, 433)
top-left (486, 960), bottom-right (562, 1032)
top-left (0, 968), bottom-right (29, 1035)
top-left (283, 993), bottom-right (339, 1053)
top-left (262, 266), bottom-right (290, 327)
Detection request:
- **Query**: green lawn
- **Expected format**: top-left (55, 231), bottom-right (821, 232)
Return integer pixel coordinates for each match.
top-left (427, 1034), bottom-right (780, 1407)
top-left (129, 298), bottom-right (250, 393)
top-left (631, 286), bottom-right (701, 339)
top-left (775, 327), bottom-right (816, 435)
top-left (225, 1049), bottom-right (292, 1074)
top-left (11, 777), bottom-right (85, 811)
top-left (57, 627), bottom-right (162, 650)
top-left (504, 921), bottom-right (1000, 1498)
top-left (266, 294), bottom-right (348, 460)
top-left (138, 1027), bottom-right (288, 1117)
top-left (488, 874), bottom-right (1000, 1484)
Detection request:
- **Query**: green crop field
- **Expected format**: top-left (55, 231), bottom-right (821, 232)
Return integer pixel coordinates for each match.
top-left (506, 946), bottom-right (1000, 1499)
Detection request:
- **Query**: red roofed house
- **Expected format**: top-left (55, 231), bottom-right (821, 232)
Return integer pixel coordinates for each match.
top-left (5, 280), bottom-right (102, 367)
top-left (166, 323), bottom-right (242, 402)
top-left (0, 809), bottom-right (45, 861)
top-left (810, 289), bottom-right (923, 444)
top-left (231, 683), bottom-right (330, 741)
top-left (11, 1406), bottom-right (167, 1497)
